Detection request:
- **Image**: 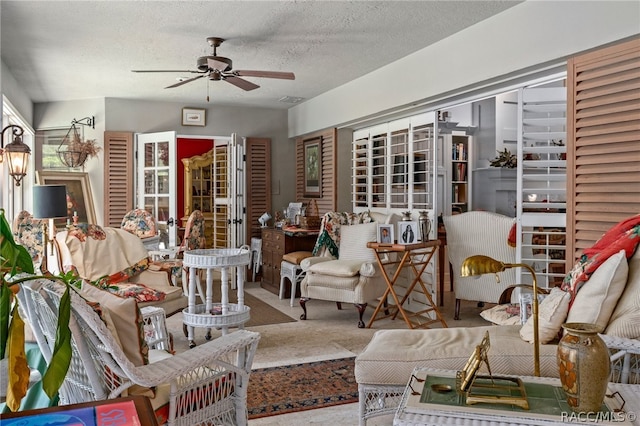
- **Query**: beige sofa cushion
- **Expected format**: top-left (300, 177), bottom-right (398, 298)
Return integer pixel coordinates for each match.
top-left (309, 259), bottom-right (365, 278)
top-left (567, 249), bottom-right (628, 332)
top-left (355, 326), bottom-right (559, 386)
top-left (520, 287), bottom-right (570, 344)
top-left (606, 247), bottom-right (640, 339)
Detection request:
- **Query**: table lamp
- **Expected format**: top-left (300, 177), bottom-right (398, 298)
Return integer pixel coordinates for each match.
top-left (33, 185), bottom-right (68, 274)
top-left (461, 254), bottom-right (540, 377)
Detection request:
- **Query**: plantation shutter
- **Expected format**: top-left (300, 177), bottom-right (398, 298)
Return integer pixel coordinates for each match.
top-left (566, 37), bottom-right (640, 263)
top-left (296, 128), bottom-right (337, 214)
top-left (103, 131), bottom-right (134, 227)
top-left (246, 138), bottom-right (271, 241)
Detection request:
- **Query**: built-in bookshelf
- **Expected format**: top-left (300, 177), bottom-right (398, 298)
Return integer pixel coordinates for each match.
top-left (450, 135), bottom-right (470, 213)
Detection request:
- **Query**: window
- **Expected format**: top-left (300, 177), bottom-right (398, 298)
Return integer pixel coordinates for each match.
top-left (352, 113), bottom-right (436, 213)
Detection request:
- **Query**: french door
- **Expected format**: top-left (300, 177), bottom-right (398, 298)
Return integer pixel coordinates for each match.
top-left (136, 131), bottom-right (246, 249)
top-left (136, 131), bottom-right (178, 247)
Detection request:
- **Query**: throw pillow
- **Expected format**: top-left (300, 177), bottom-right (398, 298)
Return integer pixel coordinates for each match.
top-left (605, 247), bottom-right (640, 339)
top-left (339, 222), bottom-right (378, 263)
top-left (79, 282), bottom-right (149, 366)
top-left (520, 287), bottom-right (570, 344)
top-left (106, 282), bottom-right (166, 303)
top-left (566, 249), bottom-right (628, 332)
top-left (480, 304), bottom-right (522, 326)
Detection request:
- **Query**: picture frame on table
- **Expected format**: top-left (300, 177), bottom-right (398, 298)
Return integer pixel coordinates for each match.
top-left (398, 221), bottom-right (418, 245)
top-left (182, 107), bottom-right (206, 126)
top-left (377, 224), bottom-right (394, 244)
top-left (303, 138), bottom-right (322, 198)
top-left (36, 171), bottom-right (96, 228)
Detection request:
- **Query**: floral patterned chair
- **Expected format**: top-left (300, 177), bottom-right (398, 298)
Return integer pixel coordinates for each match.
top-left (120, 208), bottom-right (161, 251)
top-left (12, 210), bottom-right (48, 273)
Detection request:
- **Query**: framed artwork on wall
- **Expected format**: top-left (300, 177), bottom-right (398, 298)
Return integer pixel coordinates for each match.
top-left (303, 138), bottom-right (322, 198)
top-left (36, 171), bottom-right (97, 227)
top-left (182, 108), bottom-right (206, 126)
top-left (398, 221), bottom-right (418, 245)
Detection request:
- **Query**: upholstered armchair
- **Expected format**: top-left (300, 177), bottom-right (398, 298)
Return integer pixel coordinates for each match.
top-left (12, 210), bottom-right (48, 272)
top-left (300, 220), bottom-right (387, 328)
top-left (120, 208), bottom-right (161, 251)
top-left (443, 211), bottom-right (516, 320)
top-left (55, 224), bottom-right (188, 316)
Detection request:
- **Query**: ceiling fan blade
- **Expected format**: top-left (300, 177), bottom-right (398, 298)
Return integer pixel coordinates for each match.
top-left (165, 74), bottom-right (206, 89)
top-left (132, 69), bottom-right (202, 73)
top-left (224, 76), bottom-right (260, 91)
top-left (235, 70), bottom-right (295, 80)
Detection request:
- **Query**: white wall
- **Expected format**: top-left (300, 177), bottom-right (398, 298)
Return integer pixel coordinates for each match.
top-left (288, 1), bottom-right (640, 137)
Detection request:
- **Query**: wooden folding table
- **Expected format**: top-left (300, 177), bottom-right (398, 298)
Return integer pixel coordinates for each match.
top-left (367, 240), bottom-right (448, 329)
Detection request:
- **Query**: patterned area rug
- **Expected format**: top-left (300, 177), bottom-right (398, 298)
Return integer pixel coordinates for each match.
top-left (248, 357), bottom-right (358, 419)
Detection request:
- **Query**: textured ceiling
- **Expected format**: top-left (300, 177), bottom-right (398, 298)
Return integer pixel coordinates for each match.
top-left (1, 1), bottom-right (520, 110)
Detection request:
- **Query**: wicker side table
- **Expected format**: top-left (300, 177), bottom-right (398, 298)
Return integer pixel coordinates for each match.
top-left (182, 246), bottom-right (251, 347)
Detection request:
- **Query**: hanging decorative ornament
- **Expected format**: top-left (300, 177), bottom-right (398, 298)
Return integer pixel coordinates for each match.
top-left (57, 116), bottom-right (100, 168)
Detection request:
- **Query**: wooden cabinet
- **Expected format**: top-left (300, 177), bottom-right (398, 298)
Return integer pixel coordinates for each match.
top-left (182, 147), bottom-right (228, 247)
top-left (260, 228), bottom-right (317, 296)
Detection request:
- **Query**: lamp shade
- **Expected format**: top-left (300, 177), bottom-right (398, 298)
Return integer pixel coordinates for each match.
top-left (33, 185), bottom-right (68, 219)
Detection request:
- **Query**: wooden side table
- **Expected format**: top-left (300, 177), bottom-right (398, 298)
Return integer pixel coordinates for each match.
top-left (367, 241), bottom-right (448, 329)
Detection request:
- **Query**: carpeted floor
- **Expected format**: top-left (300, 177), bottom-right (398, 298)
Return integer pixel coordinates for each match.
top-left (247, 357), bottom-right (358, 419)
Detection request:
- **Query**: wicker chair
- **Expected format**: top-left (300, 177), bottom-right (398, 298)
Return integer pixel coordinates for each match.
top-left (17, 278), bottom-right (260, 426)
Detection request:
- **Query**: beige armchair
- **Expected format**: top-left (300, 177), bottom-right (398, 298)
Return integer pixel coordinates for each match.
top-left (56, 224), bottom-right (188, 316)
top-left (443, 211), bottom-right (516, 320)
top-left (300, 221), bottom-right (387, 328)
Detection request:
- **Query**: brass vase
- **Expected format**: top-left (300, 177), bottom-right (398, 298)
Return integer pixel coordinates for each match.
top-left (557, 323), bottom-right (610, 412)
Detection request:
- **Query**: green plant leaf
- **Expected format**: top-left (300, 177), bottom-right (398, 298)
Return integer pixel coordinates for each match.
top-left (42, 285), bottom-right (72, 399)
top-left (0, 283), bottom-right (10, 359)
top-left (5, 303), bottom-right (29, 412)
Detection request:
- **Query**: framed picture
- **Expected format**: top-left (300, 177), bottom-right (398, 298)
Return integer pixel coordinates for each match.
top-left (303, 138), bottom-right (322, 198)
top-left (398, 221), bottom-right (418, 245)
top-left (182, 107), bottom-right (206, 126)
top-left (36, 171), bottom-right (96, 227)
top-left (377, 224), bottom-right (394, 244)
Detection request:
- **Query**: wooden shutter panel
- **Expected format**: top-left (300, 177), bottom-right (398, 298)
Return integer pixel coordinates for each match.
top-left (245, 138), bottom-right (271, 241)
top-left (295, 128), bottom-right (337, 214)
top-left (103, 131), bottom-right (133, 227)
top-left (566, 37), bottom-right (640, 262)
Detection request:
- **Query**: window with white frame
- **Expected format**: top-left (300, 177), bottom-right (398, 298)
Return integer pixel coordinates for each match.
top-left (352, 113), bottom-right (437, 213)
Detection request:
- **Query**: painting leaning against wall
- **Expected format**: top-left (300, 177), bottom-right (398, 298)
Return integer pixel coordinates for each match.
top-left (36, 171), bottom-right (97, 227)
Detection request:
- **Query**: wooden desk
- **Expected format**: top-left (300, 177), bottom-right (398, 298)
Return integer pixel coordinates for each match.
top-left (0, 395), bottom-right (158, 426)
top-left (367, 241), bottom-right (448, 329)
top-left (260, 227), bottom-right (318, 297)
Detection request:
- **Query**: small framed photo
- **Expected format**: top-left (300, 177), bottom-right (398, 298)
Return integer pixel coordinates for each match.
top-left (398, 221), bottom-right (418, 244)
top-left (182, 107), bottom-right (206, 126)
top-left (377, 224), bottom-right (394, 244)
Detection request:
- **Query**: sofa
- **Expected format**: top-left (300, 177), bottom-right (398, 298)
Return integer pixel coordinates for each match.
top-left (55, 224), bottom-right (188, 316)
top-left (355, 215), bottom-right (640, 425)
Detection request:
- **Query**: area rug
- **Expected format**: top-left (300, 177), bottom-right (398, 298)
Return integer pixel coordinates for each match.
top-left (248, 357), bottom-right (358, 419)
top-left (242, 292), bottom-right (297, 327)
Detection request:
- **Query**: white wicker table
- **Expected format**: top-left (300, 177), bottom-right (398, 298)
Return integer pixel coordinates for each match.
top-left (394, 367), bottom-right (640, 426)
top-left (182, 246), bottom-right (251, 347)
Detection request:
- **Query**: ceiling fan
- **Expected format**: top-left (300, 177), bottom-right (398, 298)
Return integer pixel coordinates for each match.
top-left (132, 37), bottom-right (295, 91)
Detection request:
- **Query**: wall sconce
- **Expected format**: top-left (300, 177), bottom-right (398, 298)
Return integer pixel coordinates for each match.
top-left (57, 116), bottom-right (96, 168)
top-left (1, 124), bottom-right (31, 186)
top-left (461, 254), bottom-right (541, 377)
